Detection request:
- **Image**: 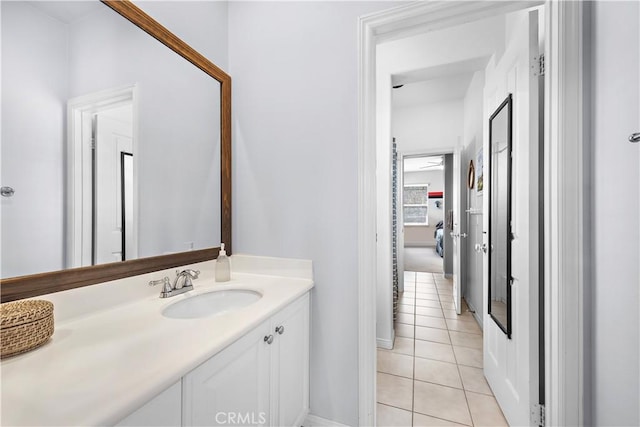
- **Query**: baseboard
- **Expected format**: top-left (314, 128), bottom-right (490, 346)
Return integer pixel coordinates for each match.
top-left (304, 414), bottom-right (350, 427)
top-left (294, 409), bottom-right (310, 427)
top-left (464, 299), bottom-right (483, 330)
top-left (376, 328), bottom-right (394, 349)
top-left (472, 311), bottom-right (483, 329)
top-left (376, 337), bottom-right (393, 349)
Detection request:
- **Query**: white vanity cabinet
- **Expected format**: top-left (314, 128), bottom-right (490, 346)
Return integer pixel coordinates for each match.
top-left (183, 321), bottom-right (272, 426)
top-left (183, 293), bottom-right (310, 427)
top-left (1, 257), bottom-right (314, 427)
top-left (115, 381), bottom-right (182, 427)
top-left (269, 293), bottom-right (310, 426)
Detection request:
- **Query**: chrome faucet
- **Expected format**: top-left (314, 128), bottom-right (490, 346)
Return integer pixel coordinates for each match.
top-left (174, 269), bottom-right (200, 290)
top-left (149, 269), bottom-right (200, 298)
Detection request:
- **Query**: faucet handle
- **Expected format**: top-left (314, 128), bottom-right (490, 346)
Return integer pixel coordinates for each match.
top-left (149, 277), bottom-right (172, 294)
top-left (178, 269), bottom-right (200, 279)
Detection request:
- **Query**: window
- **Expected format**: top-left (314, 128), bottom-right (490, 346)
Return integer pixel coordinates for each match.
top-left (403, 184), bottom-right (429, 225)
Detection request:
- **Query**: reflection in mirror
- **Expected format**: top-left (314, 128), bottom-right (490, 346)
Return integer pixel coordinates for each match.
top-left (488, 94), bottom-right (512, 338)
top-left (121, 152), bottom-right (134, 260)
top-left (1, 1), bottom-right (221, 279)
top-left (92, 103), bottom-right (134, 265)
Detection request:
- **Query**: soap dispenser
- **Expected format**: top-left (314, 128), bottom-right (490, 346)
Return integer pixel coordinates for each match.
top-left (215, 243), bottom-right (230, 282)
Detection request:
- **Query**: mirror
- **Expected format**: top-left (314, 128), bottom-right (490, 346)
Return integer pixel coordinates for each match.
top-left (488, 94), bottom-right (512, 338)
top-left (1, 0), bottom-right (231, 302)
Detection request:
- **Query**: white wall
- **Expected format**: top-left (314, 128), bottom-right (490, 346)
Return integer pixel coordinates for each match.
top-left (227, 2), bottom-right (400, 425)
top-left (461, 70), bottom-right (485, 323)
top-left (404, 170), bottom-right (444, 187)
top-left (1, 2), bottom-right (68, 277)
top-left (589, 2), bottom-right (640, 425)
top-left (394, 100), bottom-right (464, 153)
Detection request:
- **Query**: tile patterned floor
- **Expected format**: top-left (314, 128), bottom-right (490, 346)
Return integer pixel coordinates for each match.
top-left (377, 271), bottom-right (509, 427)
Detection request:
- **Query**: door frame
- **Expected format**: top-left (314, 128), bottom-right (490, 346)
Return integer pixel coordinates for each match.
top-left (357, 2), bottom-right (586, 426)
top-left (67, 85), bottom-right (139, 268)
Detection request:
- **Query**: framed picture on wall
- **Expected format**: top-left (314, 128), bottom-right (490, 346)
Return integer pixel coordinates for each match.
top-left (476, 148), bottom-right (484, 194)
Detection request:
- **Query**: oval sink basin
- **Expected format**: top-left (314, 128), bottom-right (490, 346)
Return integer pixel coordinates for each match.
top-left (162, 289), bottom-right (262, 319)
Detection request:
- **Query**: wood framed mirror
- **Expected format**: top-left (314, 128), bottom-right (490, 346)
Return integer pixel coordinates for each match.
top-left (467, 160), bottom-right (475, 189)
top-left (0, 0), bottom-right (231, 302)
top-left (488, 94), bottom-right (512, 338)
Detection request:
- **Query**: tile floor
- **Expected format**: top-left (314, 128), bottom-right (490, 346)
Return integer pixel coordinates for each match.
top-left (377, 271), bottom-right (509, 427)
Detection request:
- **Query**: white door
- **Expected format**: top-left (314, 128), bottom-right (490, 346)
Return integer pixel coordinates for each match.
top-left (591, 3), bottom-right (640, 424)
top-left (451, 148), bottom-right (465, 315)
top-left (94, 109), bottom-right (133, 264)
top-left (121, 153), bottom-right (134, 260)
top-left (482, 9), bottom-right (541, 426)
top-left (183, 321), bottom-right (272, 426)
top-left (270, 295), bottom-right (310, 426)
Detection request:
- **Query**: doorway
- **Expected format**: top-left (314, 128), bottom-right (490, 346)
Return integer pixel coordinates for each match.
top-left (92, 104), bottom-right (134, 264)
top-left (368, 3), bottom-right (547, 426)
top-left (67, 85), bottom-right (138, 268)
top-left (360, 2), bottom-right (587, 426)
top-left (401, 155), bottom-right (446, 274)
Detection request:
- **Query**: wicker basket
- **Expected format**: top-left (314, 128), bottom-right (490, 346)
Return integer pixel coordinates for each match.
top-left (1, 300), bottom-right (54, 358)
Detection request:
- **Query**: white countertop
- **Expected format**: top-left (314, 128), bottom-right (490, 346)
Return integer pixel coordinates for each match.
top-left (0, 256), bottom-right (313, 426)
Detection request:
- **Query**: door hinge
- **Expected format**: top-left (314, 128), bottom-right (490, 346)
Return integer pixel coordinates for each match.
top-left (532, 54), bottom-right (545, 77)
top-left (531, 403), bottom-right (545, 426)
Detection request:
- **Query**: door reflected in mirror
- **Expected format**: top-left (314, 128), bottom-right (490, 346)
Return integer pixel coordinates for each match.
top-left (1, 1), bottom-right (222, 278)
top-left (94, 103), bottom-right (134, 265)
top-left (488, 94), bottom-right (512, 338)
top-left (121, 151), bottom-right (134, 261)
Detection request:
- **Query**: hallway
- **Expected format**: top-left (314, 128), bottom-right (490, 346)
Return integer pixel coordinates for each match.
top-left (403, 247), bottom-right (443, 273)
top-left (376, 272), bottom-right (508, 426)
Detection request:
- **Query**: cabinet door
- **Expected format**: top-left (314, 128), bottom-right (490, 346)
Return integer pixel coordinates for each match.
top-left (115, 381), bottom-right (181, 427)
top-left (183, 322), bottom-right (272, 427)
top-left (270, 294), bottom-right (310, 426)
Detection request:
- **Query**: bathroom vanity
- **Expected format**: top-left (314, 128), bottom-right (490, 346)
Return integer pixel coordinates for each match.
top-left (0, 3), bottom-right (313, 425)
top-left (0, 255), bottom-right (313, 426)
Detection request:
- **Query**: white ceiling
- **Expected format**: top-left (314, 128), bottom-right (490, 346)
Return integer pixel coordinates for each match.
top-left (392, 56), bottom-right (491, 87)
top-left (392, 56), bottom-right (491, 109)
top-left (27, 1), bottom-right (103, 24)
top-left (404, 156), bottom-right (444, 172)
top-left (392, 73), bottom-right (474, 109)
